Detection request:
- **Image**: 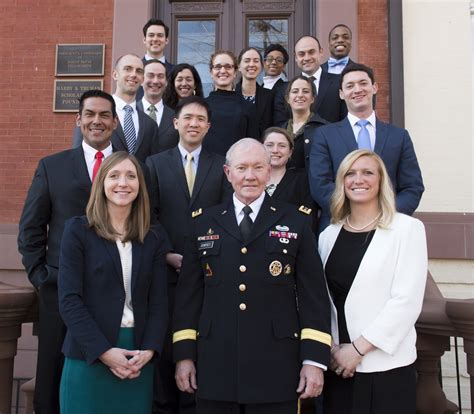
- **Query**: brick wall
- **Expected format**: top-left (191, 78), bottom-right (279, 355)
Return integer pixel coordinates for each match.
top-left (357, 0), bottom-right (390, 123)
top-left (0, 0), bottom-right (114, 224)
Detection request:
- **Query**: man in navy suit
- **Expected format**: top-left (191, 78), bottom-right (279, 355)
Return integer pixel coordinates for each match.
top-left (309, 63), bottom-right (424, 232)
top-left (146, 96), bottom-right (230, 414)
top-left (137, 59), bottom-right (179, 153)
top-left (137, 18), bottom-right (175, 100)
top-left (321, 24), bottom-right (356, 74)
top-left (72, 54), bottom-right (160, 162)
top-left (18, 90), bottom-right (118, 414)
top-left (294, 35), bottom-right (347, 123)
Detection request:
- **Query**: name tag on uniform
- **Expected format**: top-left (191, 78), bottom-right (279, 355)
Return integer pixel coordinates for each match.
top-left (199, 241), bottom-right (214, 250)
top-left (197, 235), bottom-right (220, 241)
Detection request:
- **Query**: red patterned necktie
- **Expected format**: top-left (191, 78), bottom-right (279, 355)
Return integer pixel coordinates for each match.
top-left (92, 151), bottom-right (104, 182)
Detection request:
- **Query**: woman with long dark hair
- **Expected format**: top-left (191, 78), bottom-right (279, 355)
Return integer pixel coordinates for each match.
top-left (162, 63), bottom-right (204, 109)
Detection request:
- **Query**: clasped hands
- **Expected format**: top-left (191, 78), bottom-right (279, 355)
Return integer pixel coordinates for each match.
top-left (330, 343), bottom-right (363, 379)
top-left (175, 359), bottom-right (324, 399)
top-left (100, 347), bottom-right (154, 380)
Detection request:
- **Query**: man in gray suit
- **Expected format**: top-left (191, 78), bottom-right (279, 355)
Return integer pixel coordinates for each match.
top-left (137, 59), bottom-right (179, 152)
top-left (146, 96), bottom-right (230, 414)
top-left (72, 54), bottom-right (160, 161)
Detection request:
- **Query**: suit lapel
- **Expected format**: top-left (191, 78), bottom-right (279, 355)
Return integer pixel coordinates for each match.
top-left (102, 238), bottom-right (123, 283)
top-left (170, 147), bottom-right (190, 199)
top-left (113, 122), bottom-right (128, 151)
top-left (374, 119), bottom-right (388, 155)
top-left (72, 147), bottom-right (92, 186)
top-left (159, 105), bottom-right (175, 136)
top-left (131, 241), bottom-right (142, 292)
top-left (190, 149), bottom-right (212, 204)
top-left (316, 71), bottom-right (332, 111)
top-left (135, 111), bottom-right (146, 152)
top-left (337, 118), bottom-right (358, 153)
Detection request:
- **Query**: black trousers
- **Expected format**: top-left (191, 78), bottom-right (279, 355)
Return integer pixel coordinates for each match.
top-left (196, 398), bottom-right (300, 414)
top-left (323, 363), bottom-right (416, 414)
top-left (33, 285), bottom-right (66, 414)
top-left (153, 281), bottom-right (196, 414)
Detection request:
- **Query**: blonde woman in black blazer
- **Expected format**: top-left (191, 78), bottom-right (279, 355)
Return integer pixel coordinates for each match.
top-left (58, 152), bottom-right (168, 414)
top-left (318, 150), bottom-right (427, 414)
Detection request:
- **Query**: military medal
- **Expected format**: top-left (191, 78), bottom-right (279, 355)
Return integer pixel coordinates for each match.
top-left (204, 263), bottom-right (213, 277)
top-left (269, 260), bottom-right (282, 276)
top-left (284, 264), bottom-right (291, 275)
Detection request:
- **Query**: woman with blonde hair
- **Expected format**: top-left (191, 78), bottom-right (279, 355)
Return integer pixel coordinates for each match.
top-left (58, 152), bottom-right (168, 413)
top-left (319, 149), bottom-right (427, 413)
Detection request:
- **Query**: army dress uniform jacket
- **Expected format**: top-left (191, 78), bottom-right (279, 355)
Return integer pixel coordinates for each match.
top-left (173, 195), bottom-right (331, 404)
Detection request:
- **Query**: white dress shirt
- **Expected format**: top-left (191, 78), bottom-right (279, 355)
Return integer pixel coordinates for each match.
top-left (116, 240), bottom-right (135, 328)
top-left (144, 54), bottom-right (166, 64)
top-left (347, 111), bottom-right (377, 150)
top-left (263, 74), bottom-right (284, 90)
top-left (81, 141), bottom-right (113, 181)
top-left (302, 67), bottom-right (322, 94)
top-left (142, 97), bottom-right (164, 126)
top-left (178, 144), bottom-right (201, 174)
top-left (113, 95), bottom-right (140, 136)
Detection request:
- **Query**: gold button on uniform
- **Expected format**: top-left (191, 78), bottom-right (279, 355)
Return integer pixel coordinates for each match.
top-left (239, 265), bottom-right (247, 272)
top-left (239, 303), bottom-right (247, 311)
top-left (239, 284), bottom-right (246, 292)
top-left (241, 247), bottom-right (248, 254)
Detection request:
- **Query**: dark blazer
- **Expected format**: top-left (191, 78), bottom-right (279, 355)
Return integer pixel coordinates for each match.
top-left (137, 57), bottom-right (175, 100)
top-left (272, 79), bottom-right (289, 126)
top-left (146, 146), bottom-right (231, 284)
top-left (17, 147), bottom-right (97, 414)
top-left (71, 109), bottom-right (160, 162)
top-left (18, 147), bottom-right (94, 290)
top-left (269, 169), bottom-right (319, 233)
top-left (235, 82), bottom-right (274, 136)
top-left (309, 117), bottom-right (425, 231)
top-left (58, 216), bottom-right (169, 364)
top-left (136, 100), bottom-right (179, 153)
top-left (311, 70), bottom-right (347, 123)
top-left (280, 112), bottom-right (328, 170)
top-left (172, 195), bottom-right (331, 404)
top-left (321, 57), bottom-right (356, 73)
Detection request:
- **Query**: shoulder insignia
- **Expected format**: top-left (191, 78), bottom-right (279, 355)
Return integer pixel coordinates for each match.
top-left (192, 208), bottom-right (203, 218)
top-left (298, 205), bottom-right (312, 215)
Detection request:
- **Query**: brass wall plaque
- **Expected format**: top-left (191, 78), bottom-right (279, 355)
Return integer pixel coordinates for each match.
top-left (53, 79), bottom-right (103, 112)
top-left (55, 44), bottom-right (105, 76)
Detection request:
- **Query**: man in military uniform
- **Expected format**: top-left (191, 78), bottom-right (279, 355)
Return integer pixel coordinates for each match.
top-left (173, 138), bottom-right (331, 413)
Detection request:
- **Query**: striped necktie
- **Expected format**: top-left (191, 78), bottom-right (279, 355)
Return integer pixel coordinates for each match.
top-left (148, 105), bottom-right (157, 122)
top-left (123, 104), bottom-right (137, 154)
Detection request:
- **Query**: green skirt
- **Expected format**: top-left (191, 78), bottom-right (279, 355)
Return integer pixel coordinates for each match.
top-left (60, 328), bottom-right (153, 414)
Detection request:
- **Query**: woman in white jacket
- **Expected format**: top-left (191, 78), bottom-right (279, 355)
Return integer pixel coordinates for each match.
top-left (319, 149), bottom-right (427, 413)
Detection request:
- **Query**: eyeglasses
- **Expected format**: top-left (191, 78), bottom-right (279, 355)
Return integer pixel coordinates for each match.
top-left (265, 57), bottom-right (285, 64)
top-left (212, 64), bottom-right (235, 71)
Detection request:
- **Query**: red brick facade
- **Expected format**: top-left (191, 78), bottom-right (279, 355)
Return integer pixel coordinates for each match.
top-left (1, 0), bottom-right (391, 225)
top-left (0, 0), bottom-right (114, 223)
top-left (357, 0), bottom-right (390, 122)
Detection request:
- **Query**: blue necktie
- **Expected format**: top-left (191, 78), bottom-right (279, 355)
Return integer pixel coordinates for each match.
top-left (328, 57), bottom-right (349, 68)
top-left (123, 105), bottom-right (137, 154)
top-left (356, 119), bottom-right (372, 150)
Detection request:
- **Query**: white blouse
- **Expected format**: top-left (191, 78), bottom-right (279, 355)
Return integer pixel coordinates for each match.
top-left (116, 240), bottom-right (134, 327)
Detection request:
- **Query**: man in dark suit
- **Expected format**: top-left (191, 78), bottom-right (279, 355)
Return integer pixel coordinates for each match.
top-left (137, 59), bottom-right (179, 153)
top-left (137, 18), bottom-right (175, 100)
top-left (146, 96), bottom-right (230, 414)
top-left (309, 63), bottom-right (424, 232)
top-left (72, 54), bottom-right (160, 162)
top-left (17, 90), bottom-right (119, 414)
top-left (294, 35), bottom-right (347, 123)
top-left (173, 138), bottom-right (331, 414)
top-left (321, 24), bottom-right (356, 74)
top-left (263, 44), bottom-right (289, 127)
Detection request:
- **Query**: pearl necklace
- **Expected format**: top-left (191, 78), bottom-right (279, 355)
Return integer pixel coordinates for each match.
top-left (345, 213), bottom-right (381, 232)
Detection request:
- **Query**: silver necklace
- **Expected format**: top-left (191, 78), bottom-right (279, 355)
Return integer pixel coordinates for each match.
top-left (346, 213), bottom-right (381, 232)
